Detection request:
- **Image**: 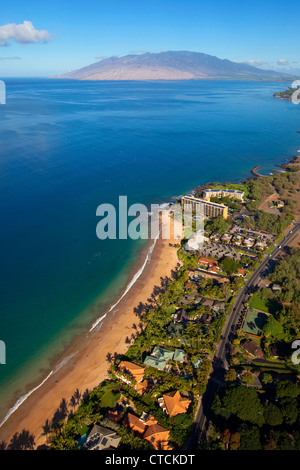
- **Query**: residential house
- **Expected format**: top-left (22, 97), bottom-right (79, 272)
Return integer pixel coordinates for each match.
top-left (241, 339), bottom-right (264, 358)
top-left (117, 361), bottom-right (145, 386)
top-left (200, 297), bottom-right (215, 308)
top-left (198, 257), bottom-right (220, 273)
top-left (269, 342), bottom-right (289, 359)
top-left (232, 234), bottom-right (243, 246)
top-left (210, 233), bottom-right (221, 241)
top-left (221, 233), bottom-right (233, 243)
top-left (83, 425), bottom-right (121, 450)
top-left (143, 346), bottom-right (174, 371)
top-left (143, 347), bottom-right (186, 371)
top-left (200, 313), bottom-right (213, 325)
top-left (158, 391), bottom-right (191, 417)
top-left (124, 412), bottom-right (171, 450)
top-left (212, 300), bottom-right (226, 312)
top-left (172, 309), bottom-right (189, 323)
top-left (271, 283), bottom-right (282, 293)
top-left (135, 379), bottom-right (152, 395)
top-left (255, 240), bottom-right (267, 250)
top-left (244, 237), bottom-right (255, 247)
top-left (191, 357), bottom-right (203, 369)
top-left (144, 424), bottom-right (172, 450)
top-left (105, 410), bottom-right (122, 424)
top-left (173, 349), bottom-right (186, 362)
top-left (237, 268), bottom-right (246, 277)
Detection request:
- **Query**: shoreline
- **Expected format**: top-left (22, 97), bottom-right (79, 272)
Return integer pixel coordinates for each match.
top-left (1, 152), bottom-right (299, 448)
top-left (0, 215), bottom-right (181, 447)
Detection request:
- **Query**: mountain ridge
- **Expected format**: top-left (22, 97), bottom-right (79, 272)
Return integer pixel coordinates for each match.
top-left (53, 51), bottom-right (292, 81)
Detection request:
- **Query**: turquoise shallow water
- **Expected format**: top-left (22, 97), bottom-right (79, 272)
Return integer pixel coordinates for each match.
top-left (0, 78), bottom-right (299, 423)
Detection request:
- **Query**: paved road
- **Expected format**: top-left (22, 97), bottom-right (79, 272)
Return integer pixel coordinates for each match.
top-left (184, 221), bottom-right (300, 450)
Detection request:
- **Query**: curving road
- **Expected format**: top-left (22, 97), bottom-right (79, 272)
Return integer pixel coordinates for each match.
top-left (184, 221), bottom-right (300, 449)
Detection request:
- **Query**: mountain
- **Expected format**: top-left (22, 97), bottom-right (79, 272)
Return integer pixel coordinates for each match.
top-left (54, 51), bottom-right (291, 81)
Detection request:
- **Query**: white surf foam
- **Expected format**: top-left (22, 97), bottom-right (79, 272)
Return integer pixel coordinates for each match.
top-left (0, 351), bottom-right (78, 429)
top-left (0, 232), bottom-right (161, 429)
top-left (89, 231), bottom-right (160, 332)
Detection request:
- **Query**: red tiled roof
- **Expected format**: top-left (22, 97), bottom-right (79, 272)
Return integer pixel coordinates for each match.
top-left (199, 257), bottom-right (219, 266)
top-left (162, 390), bottom-right (191, 417)
top-left (118, 361), bottom-right (145, 383)
top-left (124, 412), bottom-right (146, 434)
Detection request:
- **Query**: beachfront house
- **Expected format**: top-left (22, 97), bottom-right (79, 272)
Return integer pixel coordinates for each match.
top-left (117, 361), bottom-right (145, 385)
top-left (143, 346), bottom-right (186, 371)
top-left (83, 425), bottom-right (121, 450)
top-left (116, 361), bottom-right (153, 395)
top-left (143, 347), bottom-right (174, 371)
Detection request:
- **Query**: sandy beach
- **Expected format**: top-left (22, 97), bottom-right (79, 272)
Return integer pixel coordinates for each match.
top-left (0, 217), bottom-right (181, 448)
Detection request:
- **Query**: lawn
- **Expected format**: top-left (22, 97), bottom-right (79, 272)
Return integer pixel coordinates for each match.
top-left (251, 361), bottom-right (292, 374)
top-left (100, 389), bottom-right (120, 408)
top-left (96, 380), bottom-right (121, 409)
top-left (76, 423), bottom-right (90, 437)
top-left (249, 295), bottom-right (280, 315)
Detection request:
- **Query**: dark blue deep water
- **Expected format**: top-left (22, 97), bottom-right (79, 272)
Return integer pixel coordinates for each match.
top-left (0, 78), bottom-right (299, 421)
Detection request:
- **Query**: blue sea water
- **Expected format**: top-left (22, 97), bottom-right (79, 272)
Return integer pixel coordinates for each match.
top-left (0, 78), bottom-right (299, 424)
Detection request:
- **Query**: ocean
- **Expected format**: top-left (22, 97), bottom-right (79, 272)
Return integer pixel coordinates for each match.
top-left (0, 78), bottom-right (299, 425)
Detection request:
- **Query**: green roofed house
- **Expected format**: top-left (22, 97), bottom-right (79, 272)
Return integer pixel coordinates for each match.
top-left (143, 355), bottom-right (167, 371)
top-left (173, 349), bottom-right (186, 362)
top-left (144, 347), bottom-right (186, 371)
top-left (152, 346), bottom-right (175, 361)
top-left (144, 346), bottom-right (175, 371)
top-left (191, 357), bottom-right (203, 369)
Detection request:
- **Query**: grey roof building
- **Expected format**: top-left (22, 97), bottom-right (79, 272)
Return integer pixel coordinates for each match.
top-left (83, 425), bottom-right (121, 450)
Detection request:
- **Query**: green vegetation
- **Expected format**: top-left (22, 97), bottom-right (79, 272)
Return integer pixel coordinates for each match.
top-left (219, 257), bottom-right (240, 275)
top-left (268, 247), bottom-right (300, 303)
top-left (274, 87), bottom-right (300, 101)
top-left (237, 210), bottom-right (294, 235)
top-left (210, 196), bottom-right (241, 210)
top-left (208, 380), bottom-right (300, 450)
top-left (204, 217), bottom-right (231, 235)
top-left (45, 165), bottom-right (300, 451)
top-left (249, 294), bottom-right (280, 314)
top-left (242, 309), bottom-right (268, 337)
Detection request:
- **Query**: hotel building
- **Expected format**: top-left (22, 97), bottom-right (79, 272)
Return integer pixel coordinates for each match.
top-left (203, 188), bottom-right (244, 201)
top-left (181, 195), bottom-right (228, 219)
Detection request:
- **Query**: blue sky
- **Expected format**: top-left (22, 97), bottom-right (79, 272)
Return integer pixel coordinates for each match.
top-left (0, 0), bottom-right (299, 76)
